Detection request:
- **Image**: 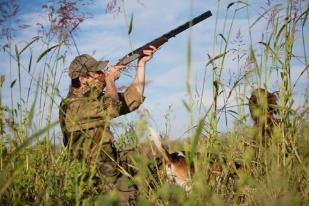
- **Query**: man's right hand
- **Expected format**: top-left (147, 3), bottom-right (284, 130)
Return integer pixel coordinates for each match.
top-left (104, 65), bottom-right (125, 102)
top-left (105, 65), bottom-right (125, 81)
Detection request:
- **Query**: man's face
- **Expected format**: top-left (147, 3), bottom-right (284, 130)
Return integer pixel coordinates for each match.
top-left (80, 71), bottom-right (105, 90)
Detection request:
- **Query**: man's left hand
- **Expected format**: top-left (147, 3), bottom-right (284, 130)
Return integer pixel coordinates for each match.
top-left (138, 45), bottom-right (157, 64)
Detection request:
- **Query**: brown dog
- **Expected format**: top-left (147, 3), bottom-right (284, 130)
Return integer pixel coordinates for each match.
top-left (249, 88), bottom-right (278, 136)
top-left (149, 128), bottom-right (246, 195)
top-left (149, 128), bottom-right (192, 192)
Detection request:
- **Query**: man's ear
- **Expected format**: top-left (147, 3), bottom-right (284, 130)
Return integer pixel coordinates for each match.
top-left (79, 76), bottom-right (86, 84)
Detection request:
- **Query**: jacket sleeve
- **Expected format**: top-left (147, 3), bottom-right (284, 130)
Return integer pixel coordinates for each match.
top-left (101, 95), bottom-right (121, 118)
top-left (118, 85), bottom-right (145, 115)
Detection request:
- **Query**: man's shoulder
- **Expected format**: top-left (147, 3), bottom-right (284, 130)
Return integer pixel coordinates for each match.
top-left (59, 95), bottom-right (87, 115)
top-left (60, 95), bottom-right (76, 108)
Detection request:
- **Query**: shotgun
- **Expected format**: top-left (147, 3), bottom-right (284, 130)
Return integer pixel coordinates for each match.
top-left (116, 10), bottom-right (212, 66)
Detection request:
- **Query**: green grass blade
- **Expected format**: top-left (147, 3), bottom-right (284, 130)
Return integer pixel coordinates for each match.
top-left (250, 4), bottom-right (281, 29)
top-left (36, 44), bottom-right (60, 63)
top-left (10, 79), bottom-right (17, 88)
top-left (189, 118), bottom-right (204, 164)
top-left (259, 41), bottom-right (284, 65)
top-left (128, 13), bottom-right (134, 35)
top-left (206, 51), bottom-right (229, 67)
top-left (19, 37), bottom-right (39, 55)
top-left (27, 82), bottom-right (39, 128)
top-left (28, 53), bottom-right (32, 73)
top-left (0, 121), bottom-right (59, 195)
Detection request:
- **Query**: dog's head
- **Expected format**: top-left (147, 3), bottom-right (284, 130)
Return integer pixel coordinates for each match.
top-left (166, 151), bottom-right (189, 185)
top-left (249, 88), bottom-right (278, 126)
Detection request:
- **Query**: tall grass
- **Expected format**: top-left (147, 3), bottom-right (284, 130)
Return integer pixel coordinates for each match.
top-left (0, 0), bottom-right (308, 205)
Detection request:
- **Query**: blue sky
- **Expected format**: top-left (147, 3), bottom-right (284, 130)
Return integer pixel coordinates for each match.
top-left (1, 0), bottom-right (308, 141)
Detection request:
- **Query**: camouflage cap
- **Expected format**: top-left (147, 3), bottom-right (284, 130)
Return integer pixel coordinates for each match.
top-left (68, 54), bottom-right (109, 79)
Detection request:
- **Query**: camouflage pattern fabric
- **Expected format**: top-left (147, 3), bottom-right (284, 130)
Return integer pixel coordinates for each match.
top-left (60, 85), bottom-right (144, 147)
top-left (68, 54), bottom-right (109, 79)
top-left (59, 85), bottom-right (144, 205)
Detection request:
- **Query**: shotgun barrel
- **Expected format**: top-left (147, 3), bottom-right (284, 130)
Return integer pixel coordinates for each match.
top-left (116, 10), bottom-right (212, 66)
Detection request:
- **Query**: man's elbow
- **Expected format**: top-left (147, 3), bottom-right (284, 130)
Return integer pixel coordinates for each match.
top-left (127, 97), bottom-right (144, 112)
top-left (123, 85), bottom-right (146, 112)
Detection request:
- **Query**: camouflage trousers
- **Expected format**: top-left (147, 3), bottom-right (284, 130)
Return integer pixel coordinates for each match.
top-left (67, 136), bottom-right (138, 205)
top-left (97, 146), bottom-right (138, 206)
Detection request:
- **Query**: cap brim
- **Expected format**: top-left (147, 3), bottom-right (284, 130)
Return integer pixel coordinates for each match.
top-left (92, 60), bottom-right (109, 72)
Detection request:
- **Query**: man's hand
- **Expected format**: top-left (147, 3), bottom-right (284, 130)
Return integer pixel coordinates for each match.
top-left (138, 45), bottom-right (157, 65)
top-left (104, 65), bottom-right (125, 102)
top-left (105, 65), bottom-right (125, 81)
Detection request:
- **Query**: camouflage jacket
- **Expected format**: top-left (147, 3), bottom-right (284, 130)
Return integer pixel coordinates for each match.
top-left (59, 85), bottom-right (145, 147)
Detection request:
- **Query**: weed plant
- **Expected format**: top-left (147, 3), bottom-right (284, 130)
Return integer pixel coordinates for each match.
top-left (0, 0), bottom-right (308, 205)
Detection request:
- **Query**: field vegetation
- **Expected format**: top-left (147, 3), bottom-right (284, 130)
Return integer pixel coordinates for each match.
top-left (0, 0), bottom-right (308, 205)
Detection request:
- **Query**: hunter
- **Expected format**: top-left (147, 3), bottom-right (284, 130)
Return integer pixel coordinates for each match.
top-left (59, 45), bottom-right (157, 204)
